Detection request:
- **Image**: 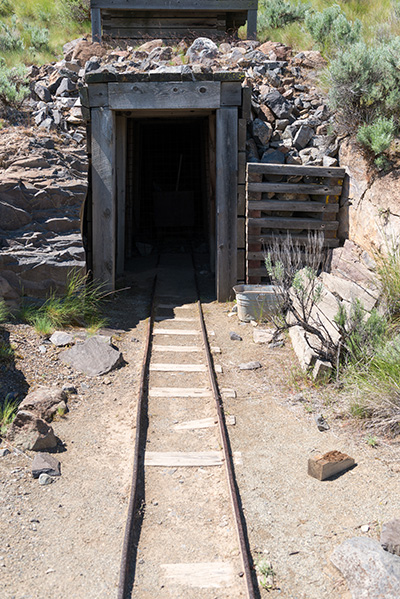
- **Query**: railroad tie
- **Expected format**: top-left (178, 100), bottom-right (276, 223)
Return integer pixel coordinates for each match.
top-left (150, 363), bottom-right (223, 373)
top-left (160, 561), bottom-right (236, 588)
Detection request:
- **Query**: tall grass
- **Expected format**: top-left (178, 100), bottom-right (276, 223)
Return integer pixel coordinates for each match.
top-left (0, 395), bottom-right (18, 435)
top-left (21, 271), bottom-right (108, 336)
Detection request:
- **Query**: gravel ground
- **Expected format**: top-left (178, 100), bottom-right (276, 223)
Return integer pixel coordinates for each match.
top-left (1, 263), bottom-right (399, 599)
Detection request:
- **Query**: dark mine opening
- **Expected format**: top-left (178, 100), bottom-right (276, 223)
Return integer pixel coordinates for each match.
top-left (125, 116), bottom-right (212, 265)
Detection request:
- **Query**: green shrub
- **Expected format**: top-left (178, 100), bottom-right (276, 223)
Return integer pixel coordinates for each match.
top-left (375, 246), bottom-right (400, 317)
top-left (0, 395), bottom-right (18, 435)
top-left (305, 4), bottom-right (362, 51)
top-left (0, 0), bottom-right (13, 16)
top-left (258, 0), bottom-right (308, 30)
top-left (0, 63), bottom-right (29, 107)
top-left (63, 0), bottom-right (90, 23)
top-left (357, 117), bottom-right (396, 159)
top-left (0, 299), bottom-right (8, 324)
top-left (24, 23), bottom-right (50, 51)
top-left (0, 16), bottom-right (24, 52)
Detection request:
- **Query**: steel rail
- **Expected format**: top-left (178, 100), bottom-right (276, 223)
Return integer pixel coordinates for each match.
top-left (117, 276), bottom-right (157, 599)
top-left (197, 298), bottom-right (258, 599)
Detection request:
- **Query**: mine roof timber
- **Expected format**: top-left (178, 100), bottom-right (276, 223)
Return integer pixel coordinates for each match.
top-left (85, 70), bottom-right (246, 84)
top-left (91, 0), bottom-right (258, 10)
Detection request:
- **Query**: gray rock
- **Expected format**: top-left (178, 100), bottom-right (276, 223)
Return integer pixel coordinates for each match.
top-left (293, 125), bottom-right (314, 150)
top-left (39, 473), bottom-right (55, 486)
top-left (39, 117), bottom-right (55, 131)
top-left (19, 386), bottom-right (68, 422)
top-left (381, 520), bottom-right (400, 556)
top-left (38, 345), bottom-right (47, 355)
top-left (264, 89), bottom-right (293, 119)
top-left (84, 58), bottom-right (101, 74)
top-left (0, 202), bottom-right (32, 231)
top-left (55, 77), bottom-right (77, 97)
top-left (62, 384), bottom-right (78, 395)
top-left (34, 83), bottom-right (51, 103)
top-left (323, 155), bottom-right (338, 167)
top-left (7, 411), bottom-right (58, 451)
top-left (315, 413), bottom-right (330, 431)
top-left (253, 328), bottom-right (275, 344)
top-left (239, 361), bottom-right (262, 370)
top-left (251, 118), bottom-right (273, 146)
top-left (331, 537), bottom-right (400, 599)
top-left (230, 331), bottom-right (242, 341)
top-left (32, 452), bottom-right (61, 479)
top-left (60, 336), bottom-right (123, 376)
top-left (261, 149), bottom-right (285, 164)
top-left (186, 37), bottom-right (218, 62)
top-left (50, 331), bottom-right (74, 347)
top-left (312, 359), bottom-right (332, 382)
top-left (0, 448), bottom-right (10, 457)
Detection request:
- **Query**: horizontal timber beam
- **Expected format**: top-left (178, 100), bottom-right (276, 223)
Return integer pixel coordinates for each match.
top-left (91, 0), bottom-right (258, 10)
top-left (108, 81), bottom-right (221, 110)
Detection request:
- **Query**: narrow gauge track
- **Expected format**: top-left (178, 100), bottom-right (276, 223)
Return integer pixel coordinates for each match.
top-left (118, 254), bottom-right (257, 599)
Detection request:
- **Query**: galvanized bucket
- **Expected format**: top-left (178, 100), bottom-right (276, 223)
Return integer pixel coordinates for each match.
top-left (233, 285), bottom-right (282, 322)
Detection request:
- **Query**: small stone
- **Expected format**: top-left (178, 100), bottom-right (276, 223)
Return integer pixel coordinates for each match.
top-left (50, 331), bottom-right (74, 347)
top-left (38, 345), bottom-right (47, 355)
top-left (381, 520), bottom-right (400, 556)
top-left (39, 473), bottom-right (55, 485)
top-left (62, 385), bottom-right (77, 395)
top-left (230, 332), bottom-right (242, 341)
top-left (32, 453), bottom-right (61, 479)
top-left (253, 328), bottom-right (274, 344)
top-left (239, 361), bottom-right (262, 370)
top-left (361, 525), bottom-right (370, 533)
top-left (312, 359), bottom-right (332, 382)
top-left (315, 414), bottom-right (330, 431)
top-left (0, 448), bottom-right (10, 457)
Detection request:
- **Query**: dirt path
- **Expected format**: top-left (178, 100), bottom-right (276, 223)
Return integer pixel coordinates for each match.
top-left (1, 266), bottom-right (399, 598)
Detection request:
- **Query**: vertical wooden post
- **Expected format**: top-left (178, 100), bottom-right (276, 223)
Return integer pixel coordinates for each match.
top-left (216, 107), bottom-right (238, 302)
top-left (247, 9), bottom-right (258, 40)
top-left (91, 8), bottom-right (102, 44)
top-left (91, 106), bottom-right (116, 290)
top-left (116, 115), bottom-right (127, 276)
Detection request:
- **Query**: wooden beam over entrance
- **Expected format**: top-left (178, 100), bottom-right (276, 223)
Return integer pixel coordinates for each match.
top-left (91, 107), bottom-right (116, 290)
top-left (216, 107), bottom-right (238, 302)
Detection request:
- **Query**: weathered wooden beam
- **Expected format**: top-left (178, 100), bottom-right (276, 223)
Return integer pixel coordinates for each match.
top-left (115, 115), bottom-right (126, 276)
top-left (247, 8), bottom-right (257, 39)
top-left (108, 81), bottom-right (221, 110)
top-left (91, 8), bottom-right (102, 43)
top-left (247, 163), bottom-right (346, 178)
top-left (91, 0), bottom-right (258, 10)
top-left (247, 217), bottom-right (339, 230)
top-left (248, 182), bottom-right (343, 195)
top-left (247, 200), bottom-right (340, 212)
top-left (221, 82), bottom-right (242, 106)
top-left (247, 234), bottom-right (341, 247)
top-left (91, 107), bottom-right (116, 290)
top-left (216, 107), bottom-right (238, 301)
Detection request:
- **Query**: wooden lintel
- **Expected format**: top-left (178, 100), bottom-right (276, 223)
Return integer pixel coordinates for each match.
top-left (108, 81), bottom-right (221, 110)
top-left (91, 0), bottom-right (258, 10)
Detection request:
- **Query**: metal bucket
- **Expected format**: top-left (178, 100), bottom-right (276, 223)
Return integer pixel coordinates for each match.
top-left (233, 285), bottom-right (282, 322)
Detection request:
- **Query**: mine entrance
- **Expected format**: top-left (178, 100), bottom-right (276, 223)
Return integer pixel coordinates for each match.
top-left (124, 115), bottom-right (214, 266)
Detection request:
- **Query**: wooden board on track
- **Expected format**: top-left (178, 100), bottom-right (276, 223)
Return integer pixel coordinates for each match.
top-left (149, 387), bottom-right (212, 398)
top-left (160, 561), bottom-right (236, 588)
top-left (145, 451), bottom-right (224, 466)
top-left (150, 363), bottom-right (223, 373)
top-left (152, 345), bottom-right (202, 352)
top-left (153, 329), bottom-right (200, 335)
top-left (154, 316), bottom-right (196, 322)
top-left (173, 415), bottom-right (236, 430)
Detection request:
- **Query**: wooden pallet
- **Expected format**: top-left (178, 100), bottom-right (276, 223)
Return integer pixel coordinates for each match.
top-left (246, 163), bottom-right (345, 284)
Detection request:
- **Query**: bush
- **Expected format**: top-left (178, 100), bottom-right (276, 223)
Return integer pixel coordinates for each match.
top-left (0, 0), bottom-right (13, 16)
top-left (327, 40), bottom-right (400, 127)
top-left (63, 0), bottom-right (90, 23)
top-left (24, 23), bottom-right (50, 51)
top-left (357, 117), bottom-right (396, 158)
top-left (0, 63), bottom-right (29, 107)
top-left (258, 0), bottom-right (308, 30)
top-left (0, 16), bottom-right (24, 52)
top-left (305, 4), bottom-right (362, 51)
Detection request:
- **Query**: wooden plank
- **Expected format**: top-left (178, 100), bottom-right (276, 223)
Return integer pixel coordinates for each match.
top-left (216, 107), bottom-right (238, 301)
top-left (173, 415), bottom-right (236, 430)
top-left (149, 387), bottom-right (212, 398)
top-left (248, 182), bottom-right (342, 195)
top-left (238, 184), bottom-right (245, 216)
top-left (157, 303), bottom-right (193, 309)
top-left (116, 115), bottom-right (127, 276)
top-left (238, 151), bottom-right (246, 185)
top-left (108, 82), bottom-right (221, 110)
top-left (241, 86), bottom-right (251, 120)
top-left (152, 345), bottom-right (202, 352)
top-left (153, 329), bottom-right (200, 335)
top-left (160, 562), bottom-right (235, 588)
top-left (92, 0), bottom-right (258, 10)
top-left (103, 16), bottom-right (222, 27)
top-left (91, 107), bottom-right (115, 290)
top-left (247, 163), bottom-right (346, 178)
top-left (145, 451), bottom-right (224, 466)
top-left (87, 83), bottom-right (109, 108)
top-left (308, 451), bottom-right (355, 481)
top-left (247, 234), bottom-right (341, 248)
top-left (221, 82), bottom-right (242, 106)
top-left (155, 316), bottom-right (196, 322)
top-left (247, 200), bottom-right (340, 213)
top-left (247, 8), bottom-right (258, 39)
top-left (238, 118), bottom-right (247, 151)
top-left (220, 388), bottom-right (237, 398)
top-left (105, 27), bottom-right (225, 37)
top-left (211, 346), bottom-right (221, 353)
top-left (248, 217), bottom-right (339, 230)
top-left (150, 363), bottom-right (220, 372)
top-left (237, 216), bottom-right (245, 247)
top-left (91, 8), bottom-right (102, 42)
top-left (237, 248), bottom-right (245, 280)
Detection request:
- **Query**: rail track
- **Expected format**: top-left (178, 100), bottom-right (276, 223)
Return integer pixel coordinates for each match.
top-left (118, 253), bottom-right (257, 599)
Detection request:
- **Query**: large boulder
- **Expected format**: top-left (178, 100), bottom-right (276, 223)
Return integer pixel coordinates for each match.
top-left (18, 386), bottom-right (68, 422)
top-left (331, 537), bottom-right (400, 599)
top-left (60, 336), bottom-right (123, 376)
top-left (186, 38), bottom-right (218, 63)
top-left (7, 410), bottom-right (58, 451)
top-left (71, 40), bottom-right (107, 66)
